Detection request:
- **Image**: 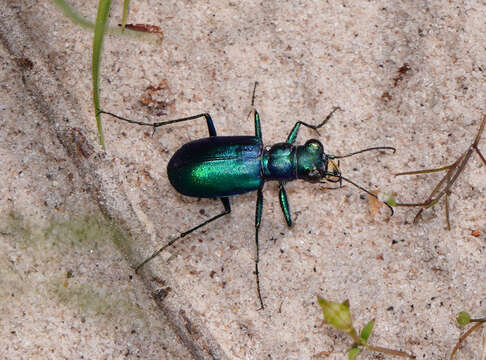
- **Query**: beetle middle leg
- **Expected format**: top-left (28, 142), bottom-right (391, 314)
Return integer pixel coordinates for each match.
top-left (135, 197), bottom-right (231, 272)
top-left (278, 182), bottom-right (292, 226)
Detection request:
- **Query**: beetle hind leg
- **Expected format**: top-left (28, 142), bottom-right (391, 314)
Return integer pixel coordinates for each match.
top-left (254, 187), bottom-right (265, 309)
top-left (98, 110), bottom-right (218, 137)
top-left (135, 197), bottom-right (231, 272)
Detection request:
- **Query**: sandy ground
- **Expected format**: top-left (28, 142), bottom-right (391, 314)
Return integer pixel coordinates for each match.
top-left (1, 1), bottom-right (485, 359)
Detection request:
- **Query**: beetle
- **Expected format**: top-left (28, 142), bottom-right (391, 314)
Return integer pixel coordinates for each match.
top-left (99, 87), bottom-right (394, 309)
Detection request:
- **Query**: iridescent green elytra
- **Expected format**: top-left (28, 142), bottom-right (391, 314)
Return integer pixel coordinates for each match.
top-left (100, 96), bottom-right (394, 310)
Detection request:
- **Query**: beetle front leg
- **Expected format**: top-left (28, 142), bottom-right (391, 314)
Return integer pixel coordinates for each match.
top-left (285, 107), bottom-right (341, 144)
top-left (254, 186), bottom-right (265, 310)
top-left (279, 182), bottom-right (292, 226)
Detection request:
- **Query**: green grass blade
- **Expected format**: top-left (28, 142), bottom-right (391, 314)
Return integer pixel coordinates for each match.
top-left (121, 0), bottom-right (130, 30)
top-left (92, 0), bottom-right (112, 150)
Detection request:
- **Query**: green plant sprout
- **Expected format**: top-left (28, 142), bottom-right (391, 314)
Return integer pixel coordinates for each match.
top-left (317, 297), bottom-right (415, 359)
top-left (52, 0), bottom-right (163, 150)
top-left (450, 311), bottom-right (486, 360)
top-left (388, 117), bottom-right (485, 230)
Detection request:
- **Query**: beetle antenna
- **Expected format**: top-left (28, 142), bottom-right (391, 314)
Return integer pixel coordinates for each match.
top-left (251, 81), bottom-right (259, 107)
top-left (325, 175), bottom-right (394, 216)
top-left (329, 146), bottom-right (396, 159)
top-left (247, 81), bottom-right (259, 123)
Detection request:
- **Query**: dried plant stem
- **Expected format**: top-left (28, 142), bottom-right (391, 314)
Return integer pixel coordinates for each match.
top-left (450, 322), bottom-right (484, 360)
top-left (366, 344), bottom-right (416, 358)
top-left (394, 116), bottom-right (485, 228)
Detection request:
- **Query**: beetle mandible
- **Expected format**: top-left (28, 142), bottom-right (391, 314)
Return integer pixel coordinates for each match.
top-left (99, 84), bottom-right (395, 309)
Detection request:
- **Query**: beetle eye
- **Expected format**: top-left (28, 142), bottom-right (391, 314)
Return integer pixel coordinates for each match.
top-left (305, 139), bottom-right (323, 153)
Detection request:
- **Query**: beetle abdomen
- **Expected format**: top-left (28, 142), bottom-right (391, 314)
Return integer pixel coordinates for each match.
top-left (167, 136), bottom-right (263, 198)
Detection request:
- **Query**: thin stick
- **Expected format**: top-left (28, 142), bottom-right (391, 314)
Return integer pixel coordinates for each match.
top-left (395, 164), bottom-right (453, 176)
top-left (445, 192), bottom-right (451, 231)
top-left (475, 146), bottom-right (486, 166)
top-left (366, 344), bottom-right (415, 359)
top-left (394, 116), bottom-right (485, 227)
top-left (450, 322), bottom-right (484, 360)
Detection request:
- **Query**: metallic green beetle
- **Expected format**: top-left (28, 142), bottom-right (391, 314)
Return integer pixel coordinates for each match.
top-left (100, 103), bottom-right (394, 309)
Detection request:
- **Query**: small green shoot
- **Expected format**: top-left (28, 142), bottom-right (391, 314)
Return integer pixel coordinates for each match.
top-left (317, 297), bottom-right (415, 359)
top-left (393, 117), bottom-right (485, 229)
top-left (450, 311), bottom-right (486, 360)
top-left (52, 0), bottom-right (163, 150)
top-left (121, 0), bottom-right (130, 30)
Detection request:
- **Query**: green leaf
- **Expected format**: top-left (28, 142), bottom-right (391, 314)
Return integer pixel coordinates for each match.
top-left (92, 0), bottom-right (113, 150)
top-left (317, 297), bottom-right (354, 333)
top-left (359, 319), bottom-right (374, 343)
top-left (457, 311), bottom-right (471, 325)
top-left (348, 347), bottom-right (361, 359)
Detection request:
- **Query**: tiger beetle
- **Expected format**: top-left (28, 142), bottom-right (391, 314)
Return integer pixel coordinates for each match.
top-left (99, 84), bottom-right (395, 309)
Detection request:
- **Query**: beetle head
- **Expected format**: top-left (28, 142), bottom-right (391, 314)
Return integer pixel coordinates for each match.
top-left (296, 139), bottom-right (341, 182)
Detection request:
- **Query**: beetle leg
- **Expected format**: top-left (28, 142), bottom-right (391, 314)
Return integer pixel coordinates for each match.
top-left (251, 83), bottom-right (265, 309)
top-left (254, 110), bottom-right (262, 139)
top-left (135, 197), bottom-right (231, 272)
top-left (250, 81), bottom-right (263, 140)
top-left (285, 107), bottom-right (341, 144)
top-left (255, 186), bottom-right (265, 309)
top-left (98, 110), bottom-right (218, 137)
top-left (278, 182), bottom-right (292, 227)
